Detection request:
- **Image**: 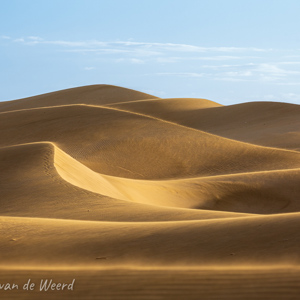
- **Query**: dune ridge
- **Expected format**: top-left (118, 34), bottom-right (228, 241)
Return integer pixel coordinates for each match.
top-left (1, 85), bottom-right (300, 299)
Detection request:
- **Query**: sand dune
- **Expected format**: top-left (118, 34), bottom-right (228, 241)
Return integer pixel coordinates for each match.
top-left (1, 142), bottom-right (247, 222)
top-left (113, 100), bottom-right (300, 150)
top-left (1, 85), bottom-right (300, 299)
top-left (0, 84), bottom-right (158, 113)
top-left (1, 103), bottom-right (300, 180)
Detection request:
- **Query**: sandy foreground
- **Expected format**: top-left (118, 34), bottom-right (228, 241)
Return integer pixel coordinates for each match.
top-left (0, 84), bottom-right (300, 299)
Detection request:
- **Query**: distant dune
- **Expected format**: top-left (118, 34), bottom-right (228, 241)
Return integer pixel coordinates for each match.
top-left (1, 85), bottom-right (300, 299)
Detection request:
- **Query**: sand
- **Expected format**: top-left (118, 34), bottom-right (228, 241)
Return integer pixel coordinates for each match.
top-left (0, 84), bottom-right (300, 299)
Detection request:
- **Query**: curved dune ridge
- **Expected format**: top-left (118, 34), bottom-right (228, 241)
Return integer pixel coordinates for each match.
top-left (1, 85), bottom-right (300, 299)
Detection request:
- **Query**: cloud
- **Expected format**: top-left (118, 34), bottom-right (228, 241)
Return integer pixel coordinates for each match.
top-left (262, 94), bottom-right (278, 101)
top-left (214, 76), bottom-right (251, 82)
top-left (6, 36), bottom-right (280, 75)
top-left (6, 35), bottom-right (300, 86)
top-left (256, 63), bottom-right (300, 76)
top-left (280, 93), bottom-right (300, 101)
top-left (155, 72), bottom-right (204, 78)
top-left (206, 63), bottom-right (300, 82)
top-left (148, 61), bottom-right (300, 83)
top-left (278, 61), bottom-right (300, 65)
top-left (155, 56), bottom-right (250, 63)
top-left (14, 38), bottom-right (25, 42)
top-left (65, 48), bottom-right (135, 54)
top-left (115, 58), bottom-right (145, 64)
top-left (28, 36), bottom-right (43, 41)
top-left (84, 67), bottom-right (96, 70)
top-left (112, 41), bottom-right (268, 53)
top-left (11, 36), bottom-right (269, 61)
top-left (278, 82), bottom-right (300, 86)
top-left (1, 35), bottom-right (11, 39)
top-left (10, 36), bottom-right (269, 54)
top-left (129, 58), bottom-right (144, 64)
top-left (261, 93), bottom-right (300, 104)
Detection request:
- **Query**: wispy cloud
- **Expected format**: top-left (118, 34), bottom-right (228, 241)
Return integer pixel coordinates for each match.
top-left (115, 58), bottom-right (145, 64)
top-left (205, 63), bottom-right (300, 82)
top-left (278, 61), bottom-right (300, 65)
top-left (278, 82), bottom-right (300, 86)
top-left (28, 36), bottom-right (43, 41)
top-left (155, 55), bottom-right (253, 63)
top-left (10, 36), bottom-right (269, 54)
top-left (6, 36), bottom-right (273, 66)
top-left (4, 35), bottom-right (300, 87)
top-left (155, 72), bottom-right (205, 77)
top-left (13, 38), bottom-right (25, 43)
top-left (1, 35), bottom-right (11, 40)
top-left (151, 62), bottom-right (300, 83)
top-left (259, 92), bottom-right (300, 103)
top-left (281, 92), bottom-right (300, 101)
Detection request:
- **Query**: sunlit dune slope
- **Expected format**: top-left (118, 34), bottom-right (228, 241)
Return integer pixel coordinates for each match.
top-left (0, 84), bottom-right (158, 112)
top-left (109, 97), bottom-right (222, 111)
top-left (113, 100), bottom-right (300, 150)
top-left (103, 169), bottom-right (300, 214)
top-left (0, 142), bottom-right (248, 221)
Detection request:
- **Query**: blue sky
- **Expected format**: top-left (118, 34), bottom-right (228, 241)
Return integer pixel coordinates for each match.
top-left (1, 0), bottom-right (300, 104)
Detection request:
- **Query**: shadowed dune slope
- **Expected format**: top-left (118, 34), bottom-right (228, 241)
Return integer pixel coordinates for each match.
top-left (0, 84), bottom-right (158, 112)
top-left (114, 100), bottom-right (300, 150)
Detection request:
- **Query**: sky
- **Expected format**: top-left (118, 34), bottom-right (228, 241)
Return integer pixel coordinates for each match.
top-left (1, 0), bottom-right (300, 105)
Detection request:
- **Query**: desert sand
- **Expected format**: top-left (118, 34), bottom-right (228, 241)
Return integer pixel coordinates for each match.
top-left (1, 84), bottom-right (300, 299)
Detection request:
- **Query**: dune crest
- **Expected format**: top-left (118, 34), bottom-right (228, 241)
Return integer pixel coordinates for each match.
top-left (0, 84), bottom-right (159, 113)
